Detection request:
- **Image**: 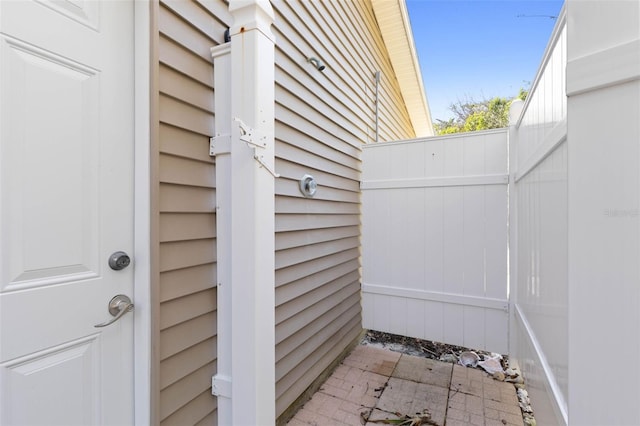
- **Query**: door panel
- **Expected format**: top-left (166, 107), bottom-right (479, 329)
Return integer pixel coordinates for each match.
top-left (2, 336), bottom-right (100, 425)
top-left (0, 1), bottom-right (135, 424)
top-left (1, 35), bottom-right (100, 290)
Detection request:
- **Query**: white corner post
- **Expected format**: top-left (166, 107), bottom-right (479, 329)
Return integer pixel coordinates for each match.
top-left (211, 1), bottom-right (276, 425)
top-left (566, 1), bottom-right (640, 424)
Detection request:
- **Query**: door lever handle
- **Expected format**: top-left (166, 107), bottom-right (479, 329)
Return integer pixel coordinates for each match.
top-left (95, 295), bottom-right (134, 328)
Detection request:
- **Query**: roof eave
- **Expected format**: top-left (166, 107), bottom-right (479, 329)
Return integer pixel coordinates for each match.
top-left (372, 0), bottom-right (434, 137)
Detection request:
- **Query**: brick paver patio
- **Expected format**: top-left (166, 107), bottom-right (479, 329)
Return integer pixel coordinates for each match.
top-left (287, 345), bottom-right (525, 426)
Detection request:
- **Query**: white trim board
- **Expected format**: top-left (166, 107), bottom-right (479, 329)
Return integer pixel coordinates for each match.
top-left (361, 174), bottom-right (508, 190)
top-left (362, 283), bottom-right (509, 312)
top-left (362, 128), bottom-right (508, 148)
top-left (514, 120), bottom-right (567, 183)
top-left (567, 39), bottom-right (640, 97)
top-left (133, 0), bottom-right (152, 423)
top-left (514, 304), bottom-right (568, 426)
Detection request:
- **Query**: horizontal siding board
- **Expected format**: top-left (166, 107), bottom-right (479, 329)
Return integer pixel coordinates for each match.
top-left (329, 0), bottom-right (406, 128)
top-left (351, 3), bottom-right (413, 139)
top-left (160, 264), bottom-right (217, 303)
top-left (275, 236), bottom-right (359, 270)
top-left (276, 180), bottom-right (359, 203)
top-left (274, 43), bottom-right (368, 137)
top-left (275, 214), bottom-right (360, 232)
top-left (342, 0), bottom-right (408, 114)
top-left (276, 124), bottom-right (360, 174)
top-left (159, 183), bottom-right (216, 213)
top-left (194, 0), bottom-right (232, 26)
top-left (276, 296), bottom-right (361, 380)
top-left (272, 31), bottom-right (374, 148)
top-left (159, 94), bottom-right (214, 137)
top-left (276, 226), bottom-right (360, 251)
top-left (160, 337), bottom-right (217, 389)
top-left (159, 239), bottom-right (216, 273)
top-left (156, 2), bottom-right (220, 424)
top-left (298, 0), bottom-right (382, 107)
top-left (276, 258), bottom-right (360, 306)
top-left (303, 1), bottom-right (372, 94)
top-left (353, 0), bottom-right (388, 62)
top-left (276, 90), bottom-right (361, 151)
top-left (275, 196), bottom-right (359, 215)
top-left (275, 106), bottom-right (360, 162)
top-left (274, 49), bottom-right (368, 138)
top-left (270, 0), bottom-right (417, 417)
top-left (273, 1), bottom-right (370, 108)
top-left (159, 35), bottom-right (213, 88)
top-left (160, 289), bottom-right (217, 330)
top-left (276, 281), bottom-right (360, 344)
top-left (275, 249), bottom-right (360, 288)
top-left (276, 317), bottom-right (362, 416)
top-left (328, 0), bottom-right (412, 140)
top-left (327, 1), bottom-right (380, 79)
top-left (161, 390), bottom-right (217, 426)
top-left (381, 88), bottom-right (414, 140)
top-left (161, 0), bottom-right (226, 42)
top-left (159, 153), bottom-right (215, 188)
top-left (146, 0), bottom-right (420, 420)
top-left (160, 213), bottom-right (216, 243)
top-left (159, 4), bottom-right (217, 61)
top-left (275, 157), bottom-right (360, 192)
top-left (275, 60), bottom-right (364, 138)
top-left (159, 64), bottom-right (214, 115)
top-left (375, 78), bottom-right (414, 141)
top-left (276, 270), bottom-right (360, 328)
top-left (160, 312), bottom-right (217, 361)
top-left (159, 123), bottom-right (214, 163)
top-left (194, 410), bottom-right (217, 426)
top-left (159, 362), bottom-right (217, 421)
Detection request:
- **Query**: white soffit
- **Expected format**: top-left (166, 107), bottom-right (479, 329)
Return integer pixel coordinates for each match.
top-left (372, 0), bottom-right (434, 137)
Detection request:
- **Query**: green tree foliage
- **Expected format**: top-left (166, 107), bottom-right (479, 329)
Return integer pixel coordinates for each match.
top-left (433, 89), bottom-right (528, 135)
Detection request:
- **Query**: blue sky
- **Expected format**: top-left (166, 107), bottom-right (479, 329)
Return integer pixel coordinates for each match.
top-left (406, 0), bottom-right (564, 122)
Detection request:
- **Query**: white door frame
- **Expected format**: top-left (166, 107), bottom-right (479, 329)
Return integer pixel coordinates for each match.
top-left (133, 1), bottom-right (152, 424)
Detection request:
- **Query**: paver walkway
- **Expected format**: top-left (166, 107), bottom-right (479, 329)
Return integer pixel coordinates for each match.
top-left (287, 345), bottom-right (524, 426)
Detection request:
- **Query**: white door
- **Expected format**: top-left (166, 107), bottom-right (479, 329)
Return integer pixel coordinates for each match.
top-left (0, 1), bottom-right (135, 424)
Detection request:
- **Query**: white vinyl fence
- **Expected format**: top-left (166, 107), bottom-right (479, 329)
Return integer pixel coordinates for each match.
top-left (361, 129), bottom-right (509, 354)
top-left (362, 5), bottom-right (640, 425)
top-left (509, 15), bottom-right (568, 426)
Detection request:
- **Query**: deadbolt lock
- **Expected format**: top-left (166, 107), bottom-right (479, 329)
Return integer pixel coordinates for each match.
top-left (109, 251), bottom-right (131, 271)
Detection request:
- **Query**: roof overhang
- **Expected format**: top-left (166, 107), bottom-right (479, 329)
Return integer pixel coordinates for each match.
top-left (372, 0), bottom-right (434, 137)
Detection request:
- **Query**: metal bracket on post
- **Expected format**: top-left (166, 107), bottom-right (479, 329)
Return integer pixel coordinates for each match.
top-left (210, 133), bottom-right (231, 156)
top-left (254, 154), bottom-right (280, 178)
top-left (212, 374), bottom-right (232, 398)
top-left (233, 117), bottom-right (280, 178)
top-left (234, 117), bottom-right (267, 149)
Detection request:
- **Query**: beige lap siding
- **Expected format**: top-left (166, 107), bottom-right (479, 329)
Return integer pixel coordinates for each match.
top-left (272, 0), bottom-right (416, 418)
top-left (151, 0), bottom-right (417, 423)
top-left (155, 0), bottom-right (229, 424)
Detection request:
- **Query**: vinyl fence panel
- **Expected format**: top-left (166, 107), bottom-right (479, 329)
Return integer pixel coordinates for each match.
top-left (361, 129), bottom-right (509, 353)
top-left (510, 15), bottom-right (568, 426)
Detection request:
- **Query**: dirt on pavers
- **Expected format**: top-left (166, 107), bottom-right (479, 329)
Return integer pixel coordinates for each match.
top-left (362, 330), bottom-right (507, 366)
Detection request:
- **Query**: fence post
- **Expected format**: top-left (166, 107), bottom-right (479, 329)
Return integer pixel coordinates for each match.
top-left (566, 1), bottom-right (640, 423)
top-left (507, 99), bottom-right (523, 357)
